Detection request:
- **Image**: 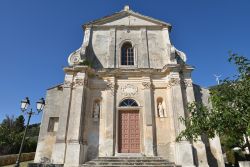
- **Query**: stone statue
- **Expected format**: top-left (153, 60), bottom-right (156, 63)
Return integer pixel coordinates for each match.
top-left (158, 102), bottom-right (165, 117)
top-left (93, 102), bottom-right (100, 119)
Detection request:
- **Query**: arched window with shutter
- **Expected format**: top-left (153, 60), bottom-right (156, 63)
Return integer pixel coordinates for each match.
top-left (121, 42), bottom-right (134, 65)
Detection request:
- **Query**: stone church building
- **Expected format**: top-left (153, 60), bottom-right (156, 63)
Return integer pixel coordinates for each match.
top-left (34, 6), bottom-right (224, 167)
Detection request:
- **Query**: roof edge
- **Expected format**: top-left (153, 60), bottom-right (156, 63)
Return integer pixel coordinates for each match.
top-left (82, 7), bottom-right (172, 31)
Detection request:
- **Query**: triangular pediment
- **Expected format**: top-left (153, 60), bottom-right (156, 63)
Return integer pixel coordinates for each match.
top-left (83, 7), bottom-right (171, 28)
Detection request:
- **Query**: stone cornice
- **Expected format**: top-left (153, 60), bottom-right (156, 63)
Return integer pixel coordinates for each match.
top-left (95, 64), bottom-right (193, 77)
top-left (162, 64), bottom-right (194, 72)
top-left (63, 64), bottom-right (194, 78)
top-left (89, 25), bottom-right (169, 30)
top-left (82, 9), bottom-right (171, 30)
top-left (97, 68), bottom-right (161, 76)
top-left (63, 65), bottom-right (95, 74)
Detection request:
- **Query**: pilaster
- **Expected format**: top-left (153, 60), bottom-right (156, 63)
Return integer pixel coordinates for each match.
top-left (99, 77), bottom-right (116, 156)
top-left (51, 73), bottom-right (74, 164)
top-left (64, 71), bottom-right (88, 166)
top-left (140, 27), bottom-right (150, 67)
top-left (142, 77), bottom-right (154, 156)
top-left (183, 71), bottom-right (209, 167)
top-left (167, 71), bottom-right (195, 167)
top-left (108, 28), bottom-right (116, 68)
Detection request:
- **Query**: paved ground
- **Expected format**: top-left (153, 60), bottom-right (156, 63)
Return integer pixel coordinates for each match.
top-left (3, 160), bottom-right (33, 167)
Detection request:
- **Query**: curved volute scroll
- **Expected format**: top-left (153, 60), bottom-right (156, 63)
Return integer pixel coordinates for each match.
top-left (170, 45), bottom-right (187, 64)
top-left (68, 48), bottom-right (83, 66)
top-left (68, 26), bottom-right (91, 66)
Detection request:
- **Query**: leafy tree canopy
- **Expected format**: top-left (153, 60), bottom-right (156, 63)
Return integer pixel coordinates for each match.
top-left (177, 53), bottom-right (250, 152)
top-left (0, 115), bottom-right (40, 155)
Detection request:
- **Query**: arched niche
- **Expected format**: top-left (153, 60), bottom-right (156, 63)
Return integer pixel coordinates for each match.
top-left (156, 97), bottom-right (166, 117)
top-left (92, 99), bottom-right (101, 120)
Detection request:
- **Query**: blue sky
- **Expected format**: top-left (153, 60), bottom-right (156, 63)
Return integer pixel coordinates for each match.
top-left (0, 0), bottom-right (249, 123)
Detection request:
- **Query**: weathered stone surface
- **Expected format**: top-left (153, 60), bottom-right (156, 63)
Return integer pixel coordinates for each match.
top-left (34, 5), bottom-right (224, 167)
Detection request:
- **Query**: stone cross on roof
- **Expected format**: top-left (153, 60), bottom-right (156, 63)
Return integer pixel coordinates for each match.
top-left (123, 5), bottom-right (130, 11)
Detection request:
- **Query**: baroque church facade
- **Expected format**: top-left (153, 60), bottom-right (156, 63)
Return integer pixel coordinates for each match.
top-left (34, 6), bottom-right (224, 167)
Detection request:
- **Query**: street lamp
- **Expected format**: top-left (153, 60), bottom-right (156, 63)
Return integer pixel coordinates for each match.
top-left (15, 97), bottom-right (45, 167)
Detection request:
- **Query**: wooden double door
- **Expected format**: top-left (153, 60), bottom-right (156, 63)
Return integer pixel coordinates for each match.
top-left (118, 110), bottom-right (140, 153)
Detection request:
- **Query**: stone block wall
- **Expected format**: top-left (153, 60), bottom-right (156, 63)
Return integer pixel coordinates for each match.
top-left (0, 152), bottom-right (35, 166)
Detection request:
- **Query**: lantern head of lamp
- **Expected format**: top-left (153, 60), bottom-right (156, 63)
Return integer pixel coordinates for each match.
top-left (36, 98), bottom-right (45, 113)
top-left (20, 97), bottom-right (30, 112)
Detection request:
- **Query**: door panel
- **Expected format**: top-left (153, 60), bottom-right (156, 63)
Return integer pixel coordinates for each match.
top-left (119, 110), bottom-right (140, 153)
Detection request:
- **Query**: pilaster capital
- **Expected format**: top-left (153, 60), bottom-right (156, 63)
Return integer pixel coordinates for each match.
top-left (63, 81), bottom-right (73, 88)
top-left (166, 78), bottom-right (181, 88)
top-left (106, 81), bottom-right (117, 95)
top-left (183, 79), bottom-right (193, 88)
top-left (71, 72), bottom-right (88, 88)
top-left (142, 82), bottom-right (152, 89)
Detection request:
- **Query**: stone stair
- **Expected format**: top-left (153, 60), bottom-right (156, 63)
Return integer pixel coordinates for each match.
top-left (81, 156), bottom-right (179, 167)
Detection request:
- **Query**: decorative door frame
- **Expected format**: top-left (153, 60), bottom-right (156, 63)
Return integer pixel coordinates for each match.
top-left (115, 106), bottom-right (143, 155)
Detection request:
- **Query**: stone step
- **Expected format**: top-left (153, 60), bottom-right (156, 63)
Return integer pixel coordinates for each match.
top-left (82, 165), bottom-right (175, 167)
top-left (86, 159), bottom-right (169, 163)
top-left (81, 157), bottom-right (177, 167)
top-left (97, 157), bottom-right (164, 159)
top-left (82, 164), bottom-right (175, 167)
top-left (85, 162), bottom-right (174, 165)
top-left (94, 159), bottom-right (166, 161)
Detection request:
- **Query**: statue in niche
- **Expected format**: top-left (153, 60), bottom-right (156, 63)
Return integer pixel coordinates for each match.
top-left (158, 102), bottom-right (165, 117)
top-left (93, 102), bottom-right (100, 121)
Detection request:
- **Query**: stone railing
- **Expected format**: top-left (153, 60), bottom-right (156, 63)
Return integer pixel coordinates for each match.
top-left (0, 152), bottom-right (35, 166)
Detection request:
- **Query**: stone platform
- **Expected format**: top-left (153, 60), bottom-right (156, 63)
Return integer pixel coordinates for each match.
top-left (81, 156), bottom-right (179, 167)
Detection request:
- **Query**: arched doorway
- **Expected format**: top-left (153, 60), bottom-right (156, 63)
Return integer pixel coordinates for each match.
top-left (118, 99), bottom-right (140, 153)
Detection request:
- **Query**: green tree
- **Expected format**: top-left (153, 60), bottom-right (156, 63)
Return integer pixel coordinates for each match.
top-left (176, 53), bottom-right (250, 153)
top-left (0, 115), bottom-right (40, 155)
top-left (15, 115), bottom-right (25, 132)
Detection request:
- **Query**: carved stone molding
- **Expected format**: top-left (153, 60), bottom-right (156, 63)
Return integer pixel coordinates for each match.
top-left (64, 81), bottom-right (72, 87)
top-left (65, 78), bottom-right (88, 88)
top-left (166, 78), bottom-right (193, 89)
top-left (67, 139), bottom-right (80, 144)
top-left (56, 139), bottom-right (65, 143)
top-left (183, 80), bottom-right (193, 88)
top-left (74, 79), bottom-right (85, 87)
top-left (121, 84), bottom-right (138, 97)
top-left (166, 78), bottom-right (181, 88)
top-left (142, 82), bottom-right (152, 89)
top-left (106, 82), bottom-right (117, 95)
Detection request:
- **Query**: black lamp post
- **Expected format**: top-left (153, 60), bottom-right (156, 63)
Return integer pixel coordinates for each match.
top-left (14, 97), bottom-right (45, 167)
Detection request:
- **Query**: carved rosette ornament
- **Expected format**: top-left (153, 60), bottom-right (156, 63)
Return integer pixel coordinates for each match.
top-left (142, 82), bottom-right (152, 89)
top-left (121, 84), bottom-right (138, 97)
